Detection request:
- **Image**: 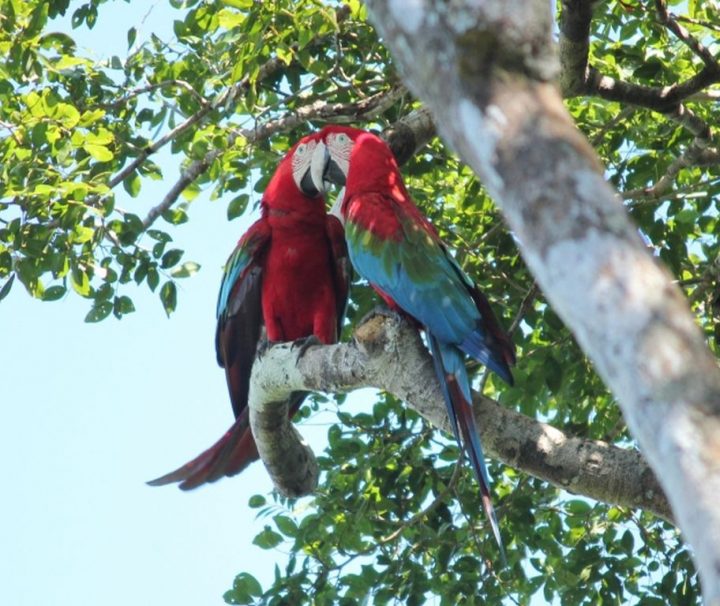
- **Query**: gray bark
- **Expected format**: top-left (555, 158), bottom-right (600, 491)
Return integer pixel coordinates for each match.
top-left (249, 312), bottom-right (671, 521)
top-left (362, 0), bottom-right (720, 602)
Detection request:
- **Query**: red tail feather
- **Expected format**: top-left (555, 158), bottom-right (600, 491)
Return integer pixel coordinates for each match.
top-left (147, 411), bottom-right (258, 490)
top-left (446, 375), bottom-right (506, 562)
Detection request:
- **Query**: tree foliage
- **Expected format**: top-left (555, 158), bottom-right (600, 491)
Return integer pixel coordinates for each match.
top-left (2, 0), bottom-right (718, 603)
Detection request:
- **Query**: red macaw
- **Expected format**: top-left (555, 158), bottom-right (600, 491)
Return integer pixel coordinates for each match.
top-left (149, 134), bottom-right (350, 490)
top-left (309, 125), bottom-right (515, 555)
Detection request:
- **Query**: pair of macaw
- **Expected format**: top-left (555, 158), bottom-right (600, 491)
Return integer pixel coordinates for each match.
top-left (150, 126), bottom-right (516, 555)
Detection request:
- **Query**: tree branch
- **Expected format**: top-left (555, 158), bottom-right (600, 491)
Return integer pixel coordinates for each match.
top-left (248, 313), bottom-right (672, 521)
top-left (587, 64), bottom-right (720, 112)
top-left (558, 0), bottom-right (598, 97)
top-left (361, 0), bottom-right (720, 601)
top-left (557, 0), bottom-right (719, 203)
top-left (559, 0), bottom-right (720, 111)
top-left (382, 106), bottom-right (436, 165)
top-left (106, 5), bottom-right (352, 193)
top-left (141, 84), bottom-right (409, 229)
top-left (655, 0), bottom-right (719, 70)
top-left (623, 138), bottom-right (718, 201)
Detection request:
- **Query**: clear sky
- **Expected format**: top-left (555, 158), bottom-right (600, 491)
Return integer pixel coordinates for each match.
top-left (0, 2), bottom-right (345, 604)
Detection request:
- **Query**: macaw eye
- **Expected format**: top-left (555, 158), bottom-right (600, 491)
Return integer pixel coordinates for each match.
top-left (335, 134), bottom-right (349, 144)
top-left (296, 143), bottom-right (307, 155)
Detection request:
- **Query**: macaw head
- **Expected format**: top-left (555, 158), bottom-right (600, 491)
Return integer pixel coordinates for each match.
top-left (262, 132), bottom-right (327, 213)
top-left (309, 125), bottom-right (402, 219)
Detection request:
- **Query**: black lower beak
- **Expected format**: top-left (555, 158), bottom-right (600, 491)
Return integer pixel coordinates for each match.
top-left (323, 157), bottom-right (346, 188)
top-left (300, 170), bottom-right (320, 197)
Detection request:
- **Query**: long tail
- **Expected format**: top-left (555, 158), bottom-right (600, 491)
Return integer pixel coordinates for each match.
top-left (427, 333), bottom-right (505, 561)
top-left (148, 391), bottom-right (307, 490)
top-left (147, 408), bottom-right (258, 490)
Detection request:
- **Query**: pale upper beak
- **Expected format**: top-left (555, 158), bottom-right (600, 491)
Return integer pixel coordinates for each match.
top-left (310, 140), bottom-right (347, 195)
top-left (309, 140), bottom-right (328, 194)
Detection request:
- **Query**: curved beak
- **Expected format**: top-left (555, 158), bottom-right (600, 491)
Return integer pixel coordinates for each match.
top-left (299, 162), bottom-right (320, 197)
top-left (309, 140), bottom-right (347, 195)
top-left (309, 141), bottom-right (330, 194)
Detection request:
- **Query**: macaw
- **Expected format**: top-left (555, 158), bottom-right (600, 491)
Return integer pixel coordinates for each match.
top-left (149, 133), bottom-right (350, 490)
top-left (308, 125), bottom-right (516, 555)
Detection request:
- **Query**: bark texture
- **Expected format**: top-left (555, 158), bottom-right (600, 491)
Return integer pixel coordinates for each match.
top-left (362, 0), bottom-right (720, 602)
top-left (249, 312), bottom-right (671, 521)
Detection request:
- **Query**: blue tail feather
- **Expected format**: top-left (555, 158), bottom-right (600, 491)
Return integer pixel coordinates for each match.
top-left (427, 332), bottom-right (505, 559)
top-left (427, 335), bottom-right (461, 440)
top-left (460, 329), bottom-right (514, 385)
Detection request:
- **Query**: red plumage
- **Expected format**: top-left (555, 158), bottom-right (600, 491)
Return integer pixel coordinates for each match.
top-left (149, 135), bottom-right (349, 489)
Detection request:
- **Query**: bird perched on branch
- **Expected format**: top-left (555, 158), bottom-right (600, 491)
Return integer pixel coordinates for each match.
top-left (149, 133), bottom-right (350, 490)
top-left (308, 125), bottom-right (515, 556)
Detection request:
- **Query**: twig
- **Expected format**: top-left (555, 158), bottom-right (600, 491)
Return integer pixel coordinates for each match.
top-left (142, 85), bottom-right (408, 229)
top-left (104, 5), bottom-right (352, 193)
top-left (509, 283), bottom-right (539, 336)
top-left (654, 0), bottom-right (720, 69)
top-left (623, 178), bottom-right (720, 204)
top-left (676, 15), bottom-right (720, 34)
top-left (379, 462), bottom-right (462, 544)
top-left (623, 138), bottom-right (717, 200)
top-left (101, 79), bottom-right (210, 110)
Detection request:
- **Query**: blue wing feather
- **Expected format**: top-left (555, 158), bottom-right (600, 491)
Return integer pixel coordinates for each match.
top-left (216, 220), bottom-right (271, 320)
top-left (346, 193), bottom-right (512, 382)
top-left (345, 190), bottom-right (511, 558)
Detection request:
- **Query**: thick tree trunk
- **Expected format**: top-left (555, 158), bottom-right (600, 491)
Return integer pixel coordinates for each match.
top-left (362, 0), bottom-right (720, 602)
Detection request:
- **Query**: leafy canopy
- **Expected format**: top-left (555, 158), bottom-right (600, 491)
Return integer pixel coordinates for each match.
top-left (2, 0), bottom-right (717, 604)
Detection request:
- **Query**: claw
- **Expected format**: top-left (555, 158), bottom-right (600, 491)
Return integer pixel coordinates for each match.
top-left (256, 336), bottom-right (279, 360)
top-left (291, 335), bottom-right (323, 361)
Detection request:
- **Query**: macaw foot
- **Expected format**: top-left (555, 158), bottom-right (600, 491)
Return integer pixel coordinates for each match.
top-left (291, 335), bottom-right (323, 361)
top-left (257, 338), bottom-right (282, 359)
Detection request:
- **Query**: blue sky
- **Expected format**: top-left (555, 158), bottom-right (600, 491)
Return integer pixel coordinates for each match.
top-left (0, 2), bottom-right (348, 604)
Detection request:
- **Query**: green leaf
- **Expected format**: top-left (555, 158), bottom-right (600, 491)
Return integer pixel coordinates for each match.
top-left (252, 526), bottom-right (283, 550)
top-left (565, 500), bottom-right (592, 515)
top-left (147, 230), bottom-right (173, 243)
top-left (273, 515), bottom-right (298, 538)
top-left (227, 194), bottom-right (248, 221)
top-left (54, 103), bottom-right (81, 128)
top-left (171, 261), bottom-right (200, 278)
top-left (70, 267), bottom-right (91, 297)
top-left (113, 295), bottom-right (135, 318)
top-left (42, 285), bottom-right (66, 301)
top-left (162, 207), bottom-right (189, 225)
top-left (223, 572), bottom-right (263, 605)
top-left (160, 280), bottom-right (177, 316)
top-left (85, 300), bottom-right (113, 322)
top-left (221, 0), bottom-right (253, 9)
top-left (160, 248), bottom-right (183, 269)
top-left (123, 173), bottom-right (141, 198)
top-left (0, 274), bottom-right (15, 302)
top-left (217, 8), bottom-right (246, 29)
top-left (147, 267), bottom-right (160, 292)
top-left (84, 143), bottom-right (113, 162)
top-left (248, 494), bottom-right (266, 508)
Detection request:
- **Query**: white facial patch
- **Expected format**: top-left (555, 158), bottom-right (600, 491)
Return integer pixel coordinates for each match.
top-left (326, 132), bottom-right (353, 178)
top-left (291, 139), bottom-right (318, 191)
